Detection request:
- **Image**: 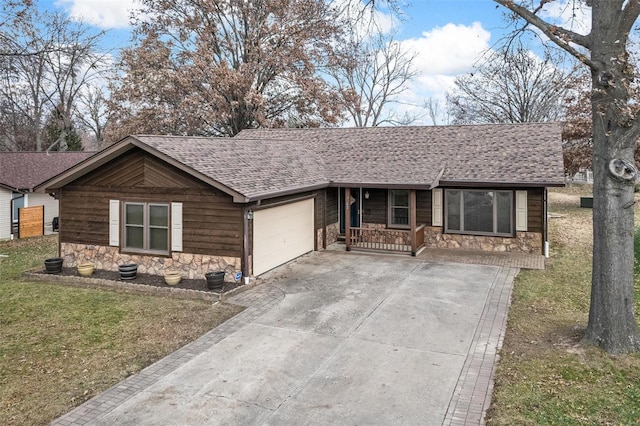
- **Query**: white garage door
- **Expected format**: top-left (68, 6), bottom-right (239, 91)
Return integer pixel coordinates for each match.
top-left (253, 199), bottom-right (314, 276)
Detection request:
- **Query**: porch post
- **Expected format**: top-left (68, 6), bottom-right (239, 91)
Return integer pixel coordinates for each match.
top-left (410, 189), bottom-right (417, 256)
top-left (345, 187), bottom-right (351, 251)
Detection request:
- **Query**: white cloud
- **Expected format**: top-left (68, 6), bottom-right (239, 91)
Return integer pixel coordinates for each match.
top-left (390, 22), bottom-right (492, 124)
top-left (56, 0), bottom-right (141, 29)
top-left (402, 22), bottom-right (491, 75)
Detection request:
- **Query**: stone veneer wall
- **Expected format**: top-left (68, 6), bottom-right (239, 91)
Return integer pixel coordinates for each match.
top-left (360, 222), bottom-right (411, 245)
top-left (61, 243), bottom-right (241, 280)
top-left (325, 222), bottom-right (339, 246)
top-left (423, 226), bottom-right (542, 254)
top-left (316, 228), bottom-right (323, 251)
top-left (317, 222), bottom-right (340, 250)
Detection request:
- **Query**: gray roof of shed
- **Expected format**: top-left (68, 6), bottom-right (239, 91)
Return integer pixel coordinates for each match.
top-left (0, 151), bottom-right (93, 192)
top-left (37, 123), bottom-right (564, 202)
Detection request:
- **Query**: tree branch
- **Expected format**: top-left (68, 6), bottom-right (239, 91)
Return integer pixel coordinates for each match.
top-left (493, 0), bottom-right (597, 69)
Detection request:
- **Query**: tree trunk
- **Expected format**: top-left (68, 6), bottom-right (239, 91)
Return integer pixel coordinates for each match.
top-left (583, 2), bottom-right (640, 353)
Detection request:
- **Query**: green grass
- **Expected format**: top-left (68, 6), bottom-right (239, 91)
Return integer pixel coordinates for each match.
top-left (487, 188), bottom-right (640, 425)
top-left (0, 235), bottom-right (243, 426)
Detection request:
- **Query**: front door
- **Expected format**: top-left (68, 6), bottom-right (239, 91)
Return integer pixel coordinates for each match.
top-left (339, 188), bottom-right (361, 233)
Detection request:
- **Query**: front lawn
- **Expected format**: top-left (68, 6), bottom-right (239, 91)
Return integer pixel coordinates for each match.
top-left (0, 235), bottom-right (243, 426)
top-left (487, 186), bottom-right (640, 424)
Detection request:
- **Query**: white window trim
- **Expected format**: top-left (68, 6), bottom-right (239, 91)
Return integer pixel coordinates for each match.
top-left (123, 202), bottom-right (171, 255)
top-left (388, 189), bottom-right (410, 229)
top-left (444, 189), bottom-right (514, 237)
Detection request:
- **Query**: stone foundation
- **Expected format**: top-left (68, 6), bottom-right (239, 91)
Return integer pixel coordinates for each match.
top-left (423, 226), bottom-right (543, 254)
top-left (325, 222), bottom-right (339, 246)
top-left (316, 228), bottom-right (323, 251)
top-left (61, 243), bottom-right (241, 281)
top-left (317, 222), bottom-right (340, 250)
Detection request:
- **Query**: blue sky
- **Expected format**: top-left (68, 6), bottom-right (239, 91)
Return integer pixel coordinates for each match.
top-left (402, 0), bottom-right (506, 36)
top-left (44, 0), bottom-right (584, 125)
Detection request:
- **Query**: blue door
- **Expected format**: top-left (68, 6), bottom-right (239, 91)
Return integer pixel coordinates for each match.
top-left (339, 188), bottom-right (361, 233)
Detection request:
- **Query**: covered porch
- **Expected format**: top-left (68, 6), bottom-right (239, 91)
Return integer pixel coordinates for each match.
top-left (341, 187), bottom-right (430, 256)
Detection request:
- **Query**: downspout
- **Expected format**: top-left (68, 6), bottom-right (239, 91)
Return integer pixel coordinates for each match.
top-left (543, 188), bottom-right (549, 258)
top-left (10, 193), bottom-right (26, 240)
top-left (322, 190), bottom-right (327, 249)
top-left (57, 188), bottom-right (62, 258)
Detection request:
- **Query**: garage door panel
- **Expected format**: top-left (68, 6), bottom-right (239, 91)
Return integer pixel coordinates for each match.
top-left (253, 199), bottom-right (314, 276)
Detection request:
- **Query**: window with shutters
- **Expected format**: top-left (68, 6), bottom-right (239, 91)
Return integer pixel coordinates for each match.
top-left (123, 202), bottom-right (170, 254)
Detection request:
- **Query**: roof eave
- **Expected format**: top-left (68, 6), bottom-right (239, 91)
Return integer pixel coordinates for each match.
top-left (0, 182), bottom-right (19, 192)
top-left (35, 136), bottom-right (250, 202)
top-left (437, 180), bottom-right (565, 188)
top-left (244, 182), bottom-right (330, 203)
top-left (131, 140), bottom-right (249, 202)
top-left (35, 139), bottom-right (134, 192)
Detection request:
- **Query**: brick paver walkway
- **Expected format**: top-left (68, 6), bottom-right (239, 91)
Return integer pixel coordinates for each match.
top-left (51, 285), bottom-right (285, 426)
top-left (418, 247), bottom-right (545, 270)
top-left (443, 266), bottom-right (518, 425)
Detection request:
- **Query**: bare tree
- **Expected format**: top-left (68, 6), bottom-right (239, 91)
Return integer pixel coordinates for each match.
top-left (0, 32), bottom-right (49, 150)
top-left (446, 47), bottom-right (573, 124)
top-left (424, 97), bottom-right (449, 125)
top-left (75, 83), bottom-right (110, 146)
top-left (41, 14), bottom-right (110, 151)
top-left (0, 4), bottom-right (110, 151)
top-left (562, 69), bottom-right (594, 179)
top-left (106, 0), bottom-right (344, 141)
top-left (494, 0), bottom-right (640, 353)
top-left (327, 28), bottom-right (418, 127)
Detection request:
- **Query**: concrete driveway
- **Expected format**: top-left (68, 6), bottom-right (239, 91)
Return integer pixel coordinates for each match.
top-left (53, 251), bottom-right (517, 426)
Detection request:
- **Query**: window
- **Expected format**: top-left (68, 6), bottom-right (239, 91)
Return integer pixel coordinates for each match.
top-left (389, 190), bottom-right (409, 228)
top-left (124, 202), bottom-right (169, 254)
top-left (445, 190), bottom-right (513, 236)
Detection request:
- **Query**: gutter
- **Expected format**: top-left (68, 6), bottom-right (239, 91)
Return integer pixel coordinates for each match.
top-left (437, 180), bottom-right (565, 188)
top-left (243, 182), bottom-right (330, 203)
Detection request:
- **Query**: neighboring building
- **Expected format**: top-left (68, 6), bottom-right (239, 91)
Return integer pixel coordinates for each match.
top-left (36, 123), bottom-right (564, 280)
top-left (0, 152), bottom-right (93, 240)
top-left (571, 168), bottom-right (594, 184)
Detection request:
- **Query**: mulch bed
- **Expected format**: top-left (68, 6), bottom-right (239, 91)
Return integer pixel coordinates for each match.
top-left (46, 267), bottom-right (242, 293)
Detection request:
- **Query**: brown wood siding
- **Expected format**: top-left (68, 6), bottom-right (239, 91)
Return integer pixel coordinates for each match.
top-left (314, 192), bottom-right (323, 233)
top-left (60, 149), bottom-right (243, 257)
top-left (326, 188), bottom-right (338, 224)
top-left (416, 190), bottom-right (432, 226)
top-left (526, 187), bottom-right (544, 234)
top-left (362, 188), bottom-right (387, 224)
top-left (361, 189), bottom-right (430, 226)
top-left (73, 149), bottom-right (209, 189)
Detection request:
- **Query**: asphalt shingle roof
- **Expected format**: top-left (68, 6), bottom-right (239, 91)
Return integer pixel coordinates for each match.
top-left (235, 122), bottom-right (565, 187)
top-left (38, 123), bottom-right (563, 201)
top-left (138, 123), bottom-right (563, 199)
top-left (0, 151), bottom-right (93, 191)
top-left (136, 135), bottom-right (328, 199)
